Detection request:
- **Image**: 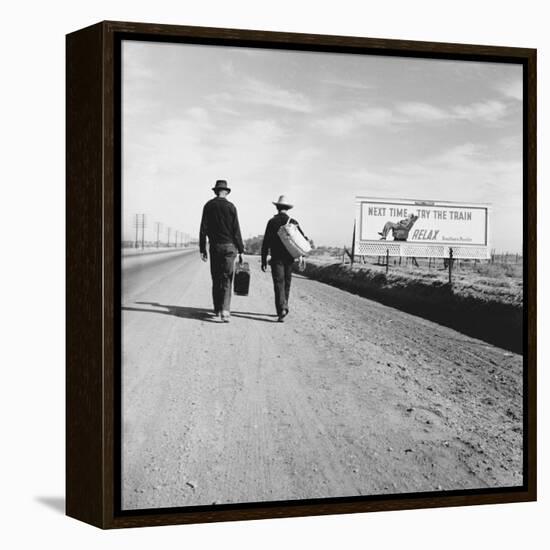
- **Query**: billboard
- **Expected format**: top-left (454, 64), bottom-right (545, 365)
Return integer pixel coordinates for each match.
top-left (355, 197), bottom-right (490, 258)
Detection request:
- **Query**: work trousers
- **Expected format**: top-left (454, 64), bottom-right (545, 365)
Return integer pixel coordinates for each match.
top-left (270, 259), bottom-right (293, 316)
top-left (209, 243), bottom-right (237, 313)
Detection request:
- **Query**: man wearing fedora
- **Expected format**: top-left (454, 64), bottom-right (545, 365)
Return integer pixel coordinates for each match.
top-left (199, 180), bottom-right (244, 323)
top-left (261, 195), bottom-right (308, 323)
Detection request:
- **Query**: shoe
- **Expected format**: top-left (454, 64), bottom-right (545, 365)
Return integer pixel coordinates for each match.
top-left (221, 310), bottom-right (230, 323)
top-left (280, 308), bottom-right (289, 319)
top-left (277, 316), bottom-right (285, 323)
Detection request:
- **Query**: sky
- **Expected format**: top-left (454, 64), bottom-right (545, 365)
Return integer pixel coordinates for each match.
top-left (122, 40), bottom-right (523, 251)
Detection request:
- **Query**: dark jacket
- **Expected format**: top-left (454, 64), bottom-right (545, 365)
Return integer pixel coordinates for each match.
top-left (199, 197), bottom-right (244, 254)
top-left (261, 212), bottom-right (307, 265)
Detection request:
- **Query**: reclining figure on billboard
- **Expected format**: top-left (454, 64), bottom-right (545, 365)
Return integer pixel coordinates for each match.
top-left (378, 213), bottom-right (419, 241)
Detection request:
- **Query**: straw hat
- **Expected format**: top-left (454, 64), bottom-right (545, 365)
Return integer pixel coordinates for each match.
top-left (212, 180), bottom-right (231, 193)
top-left (272, 195), bottom-right (293, 209)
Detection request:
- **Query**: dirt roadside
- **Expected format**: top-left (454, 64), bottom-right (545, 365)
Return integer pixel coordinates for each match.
top-left (121, 253), bottom-right (523, 509)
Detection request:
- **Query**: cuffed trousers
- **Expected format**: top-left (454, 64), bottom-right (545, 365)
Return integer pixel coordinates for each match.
top-left (209, 243), bottom-right (237, 312)
top-left (270, 259), bottom-right (293, 316)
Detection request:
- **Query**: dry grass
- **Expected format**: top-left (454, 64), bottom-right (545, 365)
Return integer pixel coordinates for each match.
top-left (310, 255), bottom-right (523, 307)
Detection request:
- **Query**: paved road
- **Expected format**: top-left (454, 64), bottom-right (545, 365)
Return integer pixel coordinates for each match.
top-left (121, 251), bottom-right (523, 509)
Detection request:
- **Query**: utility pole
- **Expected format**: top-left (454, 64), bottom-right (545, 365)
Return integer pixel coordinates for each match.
top-left (155, 222), bottom-right (161, 248)
top-left (141, 214), bottom-right (146, 249)
top-left (134, 213), bottom-right (146, 249)
top-left (134, 214), bottom-right (139, 248)
top-left (167, 227), bottom-right (171, 248)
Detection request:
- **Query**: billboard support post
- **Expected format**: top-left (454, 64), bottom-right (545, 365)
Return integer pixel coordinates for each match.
top-left (448, 247), bottom-right (453, 285)
top-left (351, 222), bottom-right (356, 267)
top-left (386, 249), bottom-right (389, 274)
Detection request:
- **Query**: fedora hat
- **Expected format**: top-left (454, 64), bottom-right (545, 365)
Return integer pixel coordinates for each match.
top-left (212, 179), bottom-right (231, 193)
top-left (273, 195), bottom-right (293, 209)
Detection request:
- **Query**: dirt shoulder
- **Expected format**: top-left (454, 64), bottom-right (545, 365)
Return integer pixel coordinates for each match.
top-left (297, 259), bottom-right (523, 353)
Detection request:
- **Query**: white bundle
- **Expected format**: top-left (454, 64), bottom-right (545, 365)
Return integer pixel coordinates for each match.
top-left (277, 218), bottom-right (311, 259)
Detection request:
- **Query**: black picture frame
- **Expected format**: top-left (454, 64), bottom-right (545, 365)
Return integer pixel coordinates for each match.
top-left (66, 20), bottom-right (536, 529)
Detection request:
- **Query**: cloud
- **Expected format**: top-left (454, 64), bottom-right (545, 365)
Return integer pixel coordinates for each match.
top-left (127, 110), bottom-right (287, 179)
top-left (215, 119), bottom-right (287, 166)
top-left (316, 96), bottom-right (511, 137)
top-left (122, 44), bottom-right (156, 82)
top-left (498, 79), bottom-right (523, 101)
top-left (397, 100), bottom-right (508, 124)
top-left (388, 142), bottom-right (520, 178)
top-left (314, 107), bottom-right (394, 136)
top-left (208, 77), bottom-right (313, 114)
top-left (320, 77), bottom-right (375, 91)
top-left (433, 143), bottom-right (482, 165)
top-left (207, 91), bottom-right (232, 103)
top-left (359, 142), bottom-right (521, 204)
top-left (220, 60), bottom-right (235, 77)
top-left (242, 77), bottom-right (313, 112)
top-left (452, 100), bottom-right (508, 122)
top-left (397, 102), bottom-right (448, 122)
top-left (185, 106), bottom-right (210, 124)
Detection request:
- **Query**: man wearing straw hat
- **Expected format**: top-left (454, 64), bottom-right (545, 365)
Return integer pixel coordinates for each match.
top-left (199, 180), bottom-right (244, 323)
top-left (261, 195), bottom-right (309, 323)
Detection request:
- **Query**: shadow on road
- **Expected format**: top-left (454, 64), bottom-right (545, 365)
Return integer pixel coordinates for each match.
top-left (122, 302), bottom-right (278, 323)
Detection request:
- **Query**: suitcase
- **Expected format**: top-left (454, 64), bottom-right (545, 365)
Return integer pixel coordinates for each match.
top-left (233, 261), bottom-right (250, 296)
top-left (277, 218), bottom-right (311, 259)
